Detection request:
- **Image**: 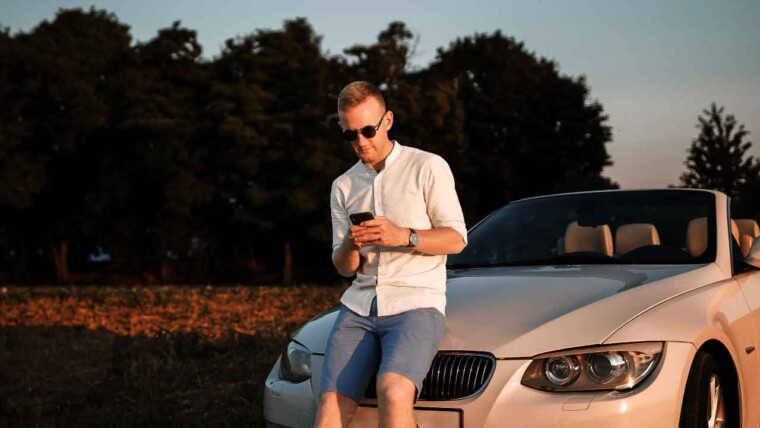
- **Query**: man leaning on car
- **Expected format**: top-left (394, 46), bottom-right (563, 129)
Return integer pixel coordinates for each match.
top-left (314, 81), bottom-right (468, 428)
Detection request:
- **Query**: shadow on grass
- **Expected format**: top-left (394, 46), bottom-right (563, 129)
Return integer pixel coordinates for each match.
top-left (0, 326), bottom-right (287, 427)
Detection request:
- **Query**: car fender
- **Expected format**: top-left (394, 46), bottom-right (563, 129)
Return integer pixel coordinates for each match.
top-left (605, 278), bottom-right (757, 425)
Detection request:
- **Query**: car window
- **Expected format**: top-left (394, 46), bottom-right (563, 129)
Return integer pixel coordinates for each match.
top-left (448, 190), bottom-right (717, 268)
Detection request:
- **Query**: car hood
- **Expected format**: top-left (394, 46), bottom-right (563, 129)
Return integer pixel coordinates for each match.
top-left (294, 263), bottom-right (724, 358)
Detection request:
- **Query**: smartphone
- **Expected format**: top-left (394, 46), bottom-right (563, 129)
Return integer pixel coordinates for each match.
top-left (349, 211), bottom-right (375, 226)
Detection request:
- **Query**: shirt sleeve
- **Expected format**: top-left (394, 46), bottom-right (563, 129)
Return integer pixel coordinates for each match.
top-left (423, 155), bottom-right (468, 244)
top-left (330, 178), bottom-right (350, 251)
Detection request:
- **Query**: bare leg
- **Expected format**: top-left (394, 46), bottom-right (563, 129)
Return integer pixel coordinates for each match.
top-left (314, 391), bottom-right (359, 428)
top-left (376, 372), bottom-right (417, 428)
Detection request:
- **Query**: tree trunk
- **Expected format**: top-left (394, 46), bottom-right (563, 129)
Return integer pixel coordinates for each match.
top-left (283, 240), bottom-right (293, 286)
top-left (160, 261), bottom-right (171, 283)
top-left (51, 241), bottom-right (72, 282)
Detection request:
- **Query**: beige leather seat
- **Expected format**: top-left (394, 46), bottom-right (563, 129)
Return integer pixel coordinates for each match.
top-left (735, 219), bottom-right (760, 257)
top-left (686, 217), bottom-right (708, 257)
top-left (731, 220), bottom-right (740, 244)
top-left (615, 223), bottom-right (661, 255)
top-left (564, 221), bottom-right (613, 256)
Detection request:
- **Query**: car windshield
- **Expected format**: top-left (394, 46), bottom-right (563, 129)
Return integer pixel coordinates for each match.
top-left (448, 190), bottom-right (717, 268)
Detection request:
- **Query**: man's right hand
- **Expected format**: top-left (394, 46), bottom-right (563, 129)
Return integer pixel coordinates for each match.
top-left (348, 225), bottom-right (368, 249)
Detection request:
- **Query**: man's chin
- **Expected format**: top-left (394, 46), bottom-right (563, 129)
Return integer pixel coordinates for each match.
top-left (357, 154), bottom-right (374, 164)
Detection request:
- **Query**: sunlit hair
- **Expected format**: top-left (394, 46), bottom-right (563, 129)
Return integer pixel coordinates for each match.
top-left (337, 81), bottom-right (386, 113)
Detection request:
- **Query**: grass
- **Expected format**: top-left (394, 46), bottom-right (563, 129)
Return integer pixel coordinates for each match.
top-left (0, 284), bottom-right (344, 427)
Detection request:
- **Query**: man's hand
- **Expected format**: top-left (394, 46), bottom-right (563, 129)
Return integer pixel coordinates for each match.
top-left (351, 216), bottom-right (408, 248)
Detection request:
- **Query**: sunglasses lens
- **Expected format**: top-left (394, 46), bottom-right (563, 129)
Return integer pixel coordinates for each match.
top-left (341, 129), bottom-right (358, 141)
top-left (360, 126), bottom-right (377, 139)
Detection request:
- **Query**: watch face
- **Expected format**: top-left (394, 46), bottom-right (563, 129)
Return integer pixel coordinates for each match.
top-left (410, 230), bottom-right (420, 246)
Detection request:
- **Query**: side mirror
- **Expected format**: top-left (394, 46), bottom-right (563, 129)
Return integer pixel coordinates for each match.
top-left (746, 236), bottom-right (760, 269)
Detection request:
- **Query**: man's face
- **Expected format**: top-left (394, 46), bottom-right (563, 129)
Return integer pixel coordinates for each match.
top-left (339, 96), bottom-right (393, 167)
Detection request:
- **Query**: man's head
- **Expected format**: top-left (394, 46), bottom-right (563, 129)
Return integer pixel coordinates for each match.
top-left (337, 81), bottom-right (394, 169)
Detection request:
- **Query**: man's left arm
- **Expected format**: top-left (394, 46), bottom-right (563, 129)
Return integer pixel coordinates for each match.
top-left (353, 155), bottom-right (467, 255)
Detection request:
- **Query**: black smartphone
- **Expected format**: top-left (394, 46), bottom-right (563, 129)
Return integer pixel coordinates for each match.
top-left (349, 211), bottom-right (375, 226)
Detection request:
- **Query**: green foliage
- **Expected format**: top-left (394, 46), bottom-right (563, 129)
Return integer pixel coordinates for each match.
top-left (428, 31), bottom-right (617, 222)
top-left (0, 11), bottom-right (619, 283)
top-left (680, 103), bottom-right (757, 200)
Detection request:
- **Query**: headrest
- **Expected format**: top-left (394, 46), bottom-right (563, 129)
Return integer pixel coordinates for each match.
top-left (564, 221), bottom-right (613, 256)
top-left (736, 219), bottom-right (760, 257)
top-left (687, 217), bottom-right (708, 257)
top-left (731, 220), bottom-right (740, 243)
top-left (615, 223), bottom-right (661, 255)
top-left (735, 219), bottom-right (760, 239)
top-left (741, 235), bottom-right (754, 258)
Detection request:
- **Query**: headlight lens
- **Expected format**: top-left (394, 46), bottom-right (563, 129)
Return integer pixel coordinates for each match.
top-left (521, 342), bottom-right (663, 392)
top-left (279, 340), bottom-right (311, 383)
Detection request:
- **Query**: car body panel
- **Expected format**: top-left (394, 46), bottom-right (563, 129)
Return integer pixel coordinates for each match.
top-left (294, 263), bottom-right (723, 357)
top-left (608, 277), bottom-right (759, 426)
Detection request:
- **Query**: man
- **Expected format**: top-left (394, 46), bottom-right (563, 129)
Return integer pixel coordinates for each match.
top-left (314, 81), bottom-right (467, 428)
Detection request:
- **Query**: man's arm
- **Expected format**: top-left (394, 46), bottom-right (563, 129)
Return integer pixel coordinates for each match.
top-left (332, 227), bottom-right (363, 277)
top-left (352, 218), bottom-right (464, 255)
top-left (412, 226), bottom-right (466, 255)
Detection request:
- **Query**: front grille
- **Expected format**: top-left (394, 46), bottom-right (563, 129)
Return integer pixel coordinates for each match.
top-left (364, 352), bottom-right (495, 401)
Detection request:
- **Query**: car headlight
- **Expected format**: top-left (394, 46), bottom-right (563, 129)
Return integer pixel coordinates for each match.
top-left (521, 342), bottom-right (663, 392)
top-left (279, 340), bottom-right (312, 383)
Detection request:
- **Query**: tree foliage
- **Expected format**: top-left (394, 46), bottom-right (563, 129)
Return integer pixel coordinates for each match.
top-left (680, 103), bottom-right (757, 199)
top-left (0, 9), bottom-right (619, 283)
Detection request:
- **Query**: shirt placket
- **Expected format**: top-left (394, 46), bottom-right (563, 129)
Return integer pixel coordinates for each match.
top-left (373, 169), bottom-right (385, 282)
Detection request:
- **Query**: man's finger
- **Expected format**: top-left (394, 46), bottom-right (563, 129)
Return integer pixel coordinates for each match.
top-left (360, 219), bottom-right (381, 227)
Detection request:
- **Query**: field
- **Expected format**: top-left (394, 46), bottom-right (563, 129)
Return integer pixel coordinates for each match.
top-left (0, 284), bottom-right (344, 427)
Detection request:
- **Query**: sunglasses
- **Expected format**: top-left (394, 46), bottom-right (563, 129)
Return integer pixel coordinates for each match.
top-left (340, 111), bottom-right (387, 142)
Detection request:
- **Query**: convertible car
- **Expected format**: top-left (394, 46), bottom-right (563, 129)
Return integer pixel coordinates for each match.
top-left (264, 189), bottom-right (760, 427)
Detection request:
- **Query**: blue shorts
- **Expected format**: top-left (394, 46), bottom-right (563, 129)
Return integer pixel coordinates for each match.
top-left (319, 296), bottom-right (445, 404)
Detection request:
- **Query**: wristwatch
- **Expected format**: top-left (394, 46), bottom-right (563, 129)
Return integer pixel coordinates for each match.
top-left (407, 228), bottom-right (420, 247)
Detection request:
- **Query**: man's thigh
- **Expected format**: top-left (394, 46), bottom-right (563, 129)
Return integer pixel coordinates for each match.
top-left (376, 307), bottom-right (445, 402)
top-left (319, 305), bottom-right (380, 404)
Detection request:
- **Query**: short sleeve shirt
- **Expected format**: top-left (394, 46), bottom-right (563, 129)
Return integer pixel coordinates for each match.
top-left (330, 141), bottom-right (467, 316)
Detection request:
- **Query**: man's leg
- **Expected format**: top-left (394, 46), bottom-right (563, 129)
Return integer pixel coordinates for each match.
top-left (315, 304), bottom-right (380, 427)
top-left (314, 391), bottom-right (359, 428)
top-left (376, 372), bottom-right (417, 428)
top-left (375, 306), bottom-right (446, 428)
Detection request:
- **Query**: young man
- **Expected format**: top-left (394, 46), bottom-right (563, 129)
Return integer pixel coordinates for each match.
top-left (314, 81), bottom-right (467, 428)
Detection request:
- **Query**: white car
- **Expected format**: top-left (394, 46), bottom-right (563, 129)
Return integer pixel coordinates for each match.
top-left (264, 189), bottom-right (760, 428)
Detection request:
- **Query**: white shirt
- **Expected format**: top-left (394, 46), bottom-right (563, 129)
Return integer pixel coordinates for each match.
top-left (330, 141), bottom-right (467, 316)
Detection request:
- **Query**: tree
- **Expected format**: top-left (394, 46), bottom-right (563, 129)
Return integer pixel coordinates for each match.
top-left (102, 20), bottom-right (213, 282)
top-left (1, 8), bottom-right (133, 281)
top-left (680, 103), bottom-right (756, 199)
top-left (428, 31), bottom-right (617, 224)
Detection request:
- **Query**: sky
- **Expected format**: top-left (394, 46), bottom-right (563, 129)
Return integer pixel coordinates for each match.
top-left (2, 0), bottom-right (759, 188)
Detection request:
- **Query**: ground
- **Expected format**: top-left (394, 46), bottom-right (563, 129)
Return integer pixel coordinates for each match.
top-left (0, 284), bottom-right (343, 427)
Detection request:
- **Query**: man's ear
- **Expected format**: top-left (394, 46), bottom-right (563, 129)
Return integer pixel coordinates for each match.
top-left (385, 110), bottom-right (394, 131)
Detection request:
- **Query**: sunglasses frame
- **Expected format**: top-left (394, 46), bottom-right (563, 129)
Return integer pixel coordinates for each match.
top-left (340, 111), bottom-right (387, 142)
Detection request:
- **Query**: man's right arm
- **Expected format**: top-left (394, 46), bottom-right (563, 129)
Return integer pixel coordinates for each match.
top-left (332, 233), bottom-right (361, 277)
top-left (330, 178), bottom-right (361, 277)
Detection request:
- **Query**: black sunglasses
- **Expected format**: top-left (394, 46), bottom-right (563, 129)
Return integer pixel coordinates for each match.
top-left (340, 111), bottom-right (387, 142)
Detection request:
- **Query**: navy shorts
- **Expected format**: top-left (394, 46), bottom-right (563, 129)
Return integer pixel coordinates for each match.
top-left (319, 296), bottom-right (445, 404)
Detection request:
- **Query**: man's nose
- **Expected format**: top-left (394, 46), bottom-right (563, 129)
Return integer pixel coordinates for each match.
top-left (356, 133), bottom-right (371, 146)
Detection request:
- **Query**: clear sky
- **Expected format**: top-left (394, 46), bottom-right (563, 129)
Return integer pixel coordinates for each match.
top-left (2, 0), bottom-right (758, 188)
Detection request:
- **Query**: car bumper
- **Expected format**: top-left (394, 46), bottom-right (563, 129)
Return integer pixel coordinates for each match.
top-left (264, 342), bottom-right (695, 428)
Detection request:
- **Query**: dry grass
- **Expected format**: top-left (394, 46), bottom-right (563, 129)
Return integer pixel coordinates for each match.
top-left (0, 284), bottom-right (344, 427)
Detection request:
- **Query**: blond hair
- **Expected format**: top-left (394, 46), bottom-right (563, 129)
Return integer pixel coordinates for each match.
top-left (337, 81), bottom-right (386, 112)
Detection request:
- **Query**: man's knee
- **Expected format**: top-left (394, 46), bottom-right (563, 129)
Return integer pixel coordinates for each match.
top-left (318, 391), bottom-right (359, 414)
top-left (376, 373), bottom-right (416, 407)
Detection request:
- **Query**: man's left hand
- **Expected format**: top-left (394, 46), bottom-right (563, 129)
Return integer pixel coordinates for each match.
top-left (352, 216), bottom-right (409, 247)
